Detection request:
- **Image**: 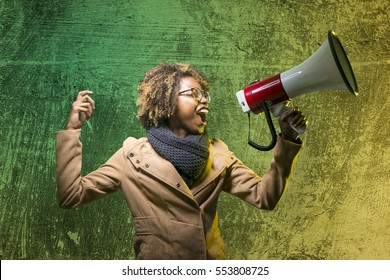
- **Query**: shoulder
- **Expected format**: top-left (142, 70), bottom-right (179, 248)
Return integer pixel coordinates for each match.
top-left (209, 138), bottom-right (229, 152)
top-left (122, 137), bottom-right (149, 153)
top-left (209, 138), bottom-right (238, 166)
top-left (123, 136), bottom-right (141, 148)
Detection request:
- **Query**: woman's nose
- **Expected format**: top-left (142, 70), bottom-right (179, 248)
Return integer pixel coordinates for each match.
top-left (199, 95), bottom-right (208, 104)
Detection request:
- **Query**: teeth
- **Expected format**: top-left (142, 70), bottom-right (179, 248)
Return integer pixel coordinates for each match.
top-left (198, 108), bottom-right (208, 114)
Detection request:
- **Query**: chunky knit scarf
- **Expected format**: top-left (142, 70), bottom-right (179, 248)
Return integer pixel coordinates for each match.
top-left (147, 125), bottom-right (210, 186)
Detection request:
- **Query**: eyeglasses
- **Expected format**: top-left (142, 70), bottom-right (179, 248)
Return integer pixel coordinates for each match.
top-left (177, 88), bottom-right (211, 102)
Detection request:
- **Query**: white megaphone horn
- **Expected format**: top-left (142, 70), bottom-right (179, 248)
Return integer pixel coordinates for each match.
top-left (236, 30), bottom-right (358, 151)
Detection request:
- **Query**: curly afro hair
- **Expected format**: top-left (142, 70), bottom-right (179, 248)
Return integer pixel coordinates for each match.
top-left (136, 62), bottom-right (210, 129)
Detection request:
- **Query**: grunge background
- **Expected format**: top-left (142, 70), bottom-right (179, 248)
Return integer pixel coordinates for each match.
top-left (1, 0), bottom-right (389, 259)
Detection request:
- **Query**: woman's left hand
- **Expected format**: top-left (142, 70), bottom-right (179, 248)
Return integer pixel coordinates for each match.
top-left (278, 108), bottom-right (307, 141)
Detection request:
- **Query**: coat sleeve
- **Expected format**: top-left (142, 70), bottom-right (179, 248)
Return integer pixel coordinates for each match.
top-left (55, 129), bottom-right (126, 208)
top-left (222, 135), bottom-right (302, 210)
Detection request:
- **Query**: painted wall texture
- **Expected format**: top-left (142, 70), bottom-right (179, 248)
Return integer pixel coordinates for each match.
top-left (0, 0), bottom-right (389, 260)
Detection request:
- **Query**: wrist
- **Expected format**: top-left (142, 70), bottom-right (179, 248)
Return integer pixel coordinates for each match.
top-left (66, 124), bottom-right (79, 130)
top-left (280, 133), bottom-right (299, 142)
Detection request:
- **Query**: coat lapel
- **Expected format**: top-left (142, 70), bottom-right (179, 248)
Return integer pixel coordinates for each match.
top-left (190, 141), bottom-right (235, 197)
top-left (126, 139), bottom-right (196, 200)
top-left (126, 137), bottom-right (235, 205)
top-left (140, 154), bottom-right (195, 199)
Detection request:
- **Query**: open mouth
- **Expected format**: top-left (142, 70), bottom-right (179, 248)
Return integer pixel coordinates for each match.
top-left (197, 108), bottom-right (208, 123)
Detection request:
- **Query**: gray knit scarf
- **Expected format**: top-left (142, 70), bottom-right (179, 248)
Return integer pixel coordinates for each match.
top-left (147, 125), bottom-right (210, 186)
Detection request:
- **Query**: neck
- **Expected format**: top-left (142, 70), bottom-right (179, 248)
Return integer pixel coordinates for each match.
top-left (167, 120), bottom-right (188, 138)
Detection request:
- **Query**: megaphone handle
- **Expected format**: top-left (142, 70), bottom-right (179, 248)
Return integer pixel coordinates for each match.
top-left (290, 121), bottom-right (306, 135)
top-left (248, 101), bottom-right (278, 151)
top-left (270, 101), bottom-right (306, 135)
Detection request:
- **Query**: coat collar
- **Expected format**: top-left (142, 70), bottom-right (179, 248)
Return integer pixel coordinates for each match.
top-left (123, 137), bottom-right (236, 203)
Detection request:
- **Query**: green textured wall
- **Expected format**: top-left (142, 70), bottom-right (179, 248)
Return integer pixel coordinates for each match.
top-left (0, 0), bottom-right (389, 260)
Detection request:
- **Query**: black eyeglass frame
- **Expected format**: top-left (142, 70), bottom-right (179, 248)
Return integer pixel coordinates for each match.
top-left (177, 88), bottom-right (211, 102)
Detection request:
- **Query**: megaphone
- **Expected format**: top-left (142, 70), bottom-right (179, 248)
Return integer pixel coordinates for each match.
top-left (236, 30), bottom-right (358, 151)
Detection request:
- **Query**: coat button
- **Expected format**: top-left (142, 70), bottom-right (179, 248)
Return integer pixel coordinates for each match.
top-left (176, 183), bottom-right (181, 188)
top-left (136, 160), bottom-right (140, 164)
top-left (145, 163), bottom-right (150, 168)
top-left (129, 153), bottom-right (134, 157)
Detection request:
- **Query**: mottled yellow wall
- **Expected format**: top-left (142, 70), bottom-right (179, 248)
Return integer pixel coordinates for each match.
top-left (0, 0), bottom-right (388, 259)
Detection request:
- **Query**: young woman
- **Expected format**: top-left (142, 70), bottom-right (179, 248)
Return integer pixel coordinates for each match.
top-left (56, 62), bottom-right (306, 259)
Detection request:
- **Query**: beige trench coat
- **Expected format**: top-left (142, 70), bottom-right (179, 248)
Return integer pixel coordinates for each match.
top-left (56, 129), bottom-right (302, 259)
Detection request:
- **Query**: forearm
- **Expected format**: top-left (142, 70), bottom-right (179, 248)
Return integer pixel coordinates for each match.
top-left (273, 134), bottom-right (303, 178)
top-left (55, 129), bottom-right (84, 208)
top-left (258, 135), bottom-right (303, 208)
top-left (225, 135), bottom-right (302, 210)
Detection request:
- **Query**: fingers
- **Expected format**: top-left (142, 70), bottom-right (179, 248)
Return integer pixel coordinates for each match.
top-left (279, 109), bottom-right (294, 122)
top-left (73, 91), bottom-right (95, 118)
top-left (280, 108), bottom-right (308, 128)
top-left (74, 91), bottom-right (95, 113)
top-left (290, 111), bottom-right (307, 128)
top-left (73, 102), bottom-right (93, 120)
top-left (75, 102), bottom-right (93, 120)
top-left (77, 91), bottom-right (95, 108)
top-left (66, 90), bottom-right (96, 130)
top-left (77, 90), bottom-right (93, 99)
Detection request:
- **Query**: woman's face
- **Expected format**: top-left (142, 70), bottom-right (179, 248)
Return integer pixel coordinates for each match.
top-left (168, 77), bottom-right (209, 137)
